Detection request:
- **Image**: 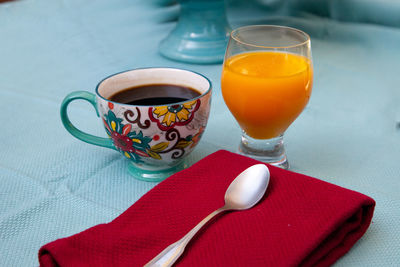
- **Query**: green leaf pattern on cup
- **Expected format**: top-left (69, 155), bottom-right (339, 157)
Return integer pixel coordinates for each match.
top-left (103, 110), bottom-right (152, 163)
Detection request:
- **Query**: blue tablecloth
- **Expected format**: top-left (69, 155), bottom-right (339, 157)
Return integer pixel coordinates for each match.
top-left (1, 0), bottom-right (399, 265)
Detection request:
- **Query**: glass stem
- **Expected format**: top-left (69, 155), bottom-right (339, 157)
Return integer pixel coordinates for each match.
top-left (239, 132), bottom-right (289, 169)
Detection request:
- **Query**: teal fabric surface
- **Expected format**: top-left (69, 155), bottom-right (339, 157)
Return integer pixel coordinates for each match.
top-left (1, 0), bottom-right (399, 266)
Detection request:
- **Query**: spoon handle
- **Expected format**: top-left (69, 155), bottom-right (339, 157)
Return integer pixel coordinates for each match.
top-left (144, 207), bottom-right (227, 267)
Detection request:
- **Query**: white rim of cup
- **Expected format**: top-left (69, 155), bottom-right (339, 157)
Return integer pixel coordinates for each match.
top-left (95, 67), bottom-right (212, 107)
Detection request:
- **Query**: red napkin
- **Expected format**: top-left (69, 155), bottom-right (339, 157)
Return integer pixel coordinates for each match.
top-left (39, 150), bottom-right (375, 267)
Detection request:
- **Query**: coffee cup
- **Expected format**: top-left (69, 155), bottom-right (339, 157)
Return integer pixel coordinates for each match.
top-left (60, 68), bottom-right (212, 181)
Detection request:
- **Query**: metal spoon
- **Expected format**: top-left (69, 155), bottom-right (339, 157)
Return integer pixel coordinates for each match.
top-left (144, 164), bottom-right (270, 267)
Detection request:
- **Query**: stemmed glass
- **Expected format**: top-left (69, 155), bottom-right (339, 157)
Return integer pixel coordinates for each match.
top-left (221, 25), bottom-right (313, 169)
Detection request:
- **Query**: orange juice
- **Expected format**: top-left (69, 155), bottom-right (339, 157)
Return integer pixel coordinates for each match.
top-left (221, 51), bottom-right (313, 139)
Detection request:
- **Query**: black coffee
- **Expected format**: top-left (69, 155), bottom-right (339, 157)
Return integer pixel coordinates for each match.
top-left (109, 84), bottom-right (201, 105)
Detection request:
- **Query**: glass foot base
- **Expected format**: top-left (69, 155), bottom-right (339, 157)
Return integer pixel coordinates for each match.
top-left (159, 38), bottom-right (227, 64)
top-left (127, 161), bottom-right (187, 182)
top-left (238, 133), bottom-right (289, 169)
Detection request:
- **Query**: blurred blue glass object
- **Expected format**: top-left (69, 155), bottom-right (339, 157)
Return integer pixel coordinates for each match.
top-left (159, 0), bottom-right (231, 64)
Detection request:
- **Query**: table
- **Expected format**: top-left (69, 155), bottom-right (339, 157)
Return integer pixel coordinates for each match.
top-left (1, 0), bottom-right (399, 265)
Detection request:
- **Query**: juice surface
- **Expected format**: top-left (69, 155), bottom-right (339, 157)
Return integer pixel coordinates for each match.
top-left (221, 51), bottom-right (313, 139)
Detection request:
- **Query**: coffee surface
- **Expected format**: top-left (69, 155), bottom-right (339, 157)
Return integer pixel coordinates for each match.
top-left (109, 84), bottom-right (201, 105)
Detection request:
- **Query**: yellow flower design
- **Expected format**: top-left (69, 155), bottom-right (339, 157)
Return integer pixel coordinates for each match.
top-left (152, 100), bottom-right (198, 128)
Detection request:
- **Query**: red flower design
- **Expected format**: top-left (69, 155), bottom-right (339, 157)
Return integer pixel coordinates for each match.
top-left (111, 132), bottom-right (135, 152)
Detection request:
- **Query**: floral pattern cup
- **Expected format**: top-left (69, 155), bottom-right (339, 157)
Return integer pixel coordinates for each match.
top-left (60, 68), bottom-right (212, 181)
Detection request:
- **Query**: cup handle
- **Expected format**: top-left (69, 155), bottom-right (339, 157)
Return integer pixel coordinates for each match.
top-left (60, 91), bottom-right (115, 150)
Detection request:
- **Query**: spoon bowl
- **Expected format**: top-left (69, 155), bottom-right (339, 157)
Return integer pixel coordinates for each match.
top-left (225, 164), bottom-right (270, 210)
